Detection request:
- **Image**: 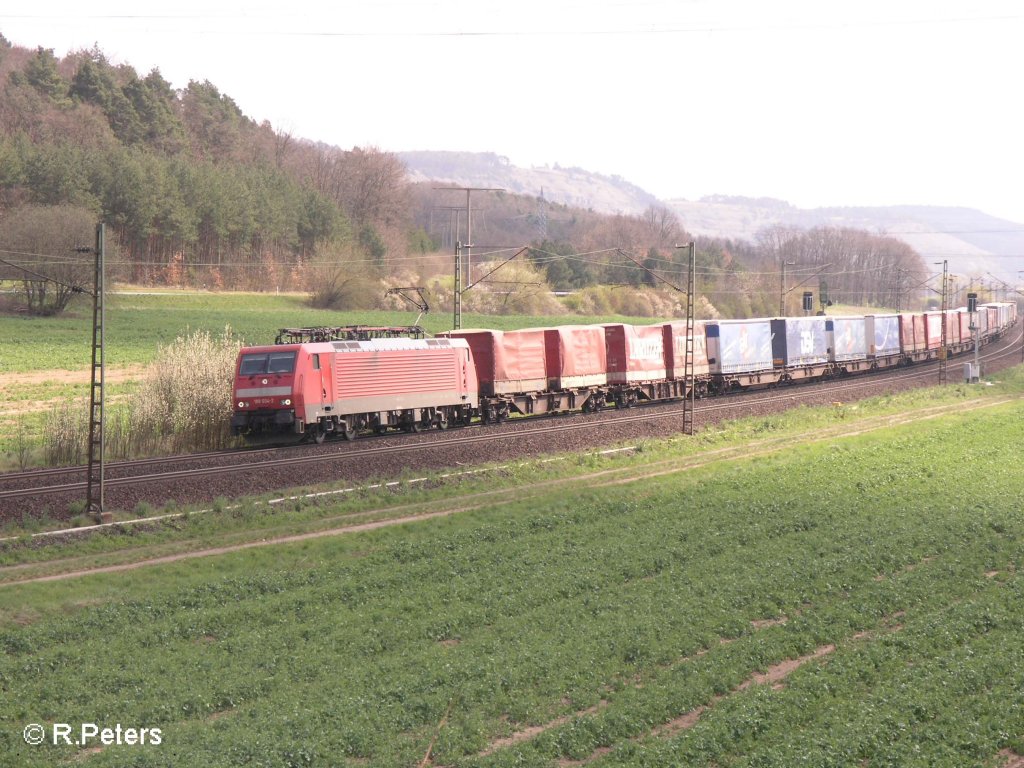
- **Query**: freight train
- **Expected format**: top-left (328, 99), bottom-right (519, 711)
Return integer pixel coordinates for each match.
top-left (230, 304), bottom-right (1017, 442)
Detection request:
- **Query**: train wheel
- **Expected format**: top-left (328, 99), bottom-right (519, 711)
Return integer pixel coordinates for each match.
top-left (341, 423), bottom-right (357, 441)
top-left (313, 427), bottom-right (327, 445)
top-left (436, 414), bottom-right (449, 430)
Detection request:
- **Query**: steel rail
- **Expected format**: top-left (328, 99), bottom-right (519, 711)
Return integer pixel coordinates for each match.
top-left (3, 324), bottom-right (1019, 504)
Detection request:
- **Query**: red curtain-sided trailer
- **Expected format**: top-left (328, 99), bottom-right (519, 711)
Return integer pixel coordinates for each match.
top-left (603, 323), bottom-right (668, 384)
top-left (662, 320), bottom-right (709, 380)
top-left (924, 312), bottom-right (943, 350)
top-left (544, 326), bottom-right (607, 390)
top-left (446, 328), bottom-right (547, 396)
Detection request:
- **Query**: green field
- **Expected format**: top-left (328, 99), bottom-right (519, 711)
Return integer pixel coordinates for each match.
top-left (0, 289), bottom-right (662, 374)
top-left (1, 382), bottom-right (1022, 767)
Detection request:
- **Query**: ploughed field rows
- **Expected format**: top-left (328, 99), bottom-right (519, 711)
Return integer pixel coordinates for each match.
top-left (2, 401), bottom-right (1023, 766)
top-left (1, 325), bottom-right (1022, 523)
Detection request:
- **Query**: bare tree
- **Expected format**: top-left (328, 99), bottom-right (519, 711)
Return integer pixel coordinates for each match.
top-left (641, 205), bottom-right (683, 249)
top-left (336, 147), bottom-right (409, 229)
top-left (0, 204), bottom-right (96, 315)
top-left (755, 225), bottom-right (926, 308)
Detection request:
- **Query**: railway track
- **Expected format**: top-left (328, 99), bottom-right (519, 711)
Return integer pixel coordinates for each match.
top-left (2, 325), bottom-right (1020, 516)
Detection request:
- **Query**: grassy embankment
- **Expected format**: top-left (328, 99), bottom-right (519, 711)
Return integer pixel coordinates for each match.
top-left (0, 372), bottom-right (1022, 767)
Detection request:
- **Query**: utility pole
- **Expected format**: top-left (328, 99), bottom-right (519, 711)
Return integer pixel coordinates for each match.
top-left (85, 224), bottom-right (108, 521)
top-left (893, 267), bottom-right (905, 312)
top-left (435, 186), bottom-right (503, 319)
top-left (4, 234), bottom-right (101, 516)
top-left (431, 206), bottom-right (463, 250)
top-left (967, 292), bottom-right (980, 382)
top-left (679, 242), bottom-right (696, 436)
top-left (936, 259), bottom-right (948, 385)
top-left (779, 260), bottom-right (795, 316)
top-left (453, 241), bottom-right (463, 330)
top-left (535, 188), bottom-right (549, 241)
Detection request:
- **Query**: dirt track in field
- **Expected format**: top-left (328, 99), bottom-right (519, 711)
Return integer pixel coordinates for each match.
top-left (0, 365), bottom-right (146, 387)
top-left (0, 366), bottom-right (146, 417)
top-left (0, 509), bottom-right (462, 586)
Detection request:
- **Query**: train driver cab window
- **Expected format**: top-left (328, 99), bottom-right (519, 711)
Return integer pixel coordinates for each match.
top-left (239, 354), bottom-right (268, 376)
top-left (239, 352), bottom-right (297, 375)
top-left (267, 352), bottom-right (297, 374)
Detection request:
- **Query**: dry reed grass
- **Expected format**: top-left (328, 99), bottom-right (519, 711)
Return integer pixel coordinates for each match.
top-left (43, 328), bottom-right (242, 464)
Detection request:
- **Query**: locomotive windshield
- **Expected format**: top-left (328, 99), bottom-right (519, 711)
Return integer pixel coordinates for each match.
top-left (239, 352), bottom-right (296, 375)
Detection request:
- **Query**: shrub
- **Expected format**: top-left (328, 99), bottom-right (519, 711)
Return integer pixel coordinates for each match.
top-left (307, 267), bottom-right (383, 310)
top-left (131, 327), bottom-right (241, 453)
top-left (44, 400), bottom-right (88, 466)
top-left (42, 327), bottom-right (242, 462)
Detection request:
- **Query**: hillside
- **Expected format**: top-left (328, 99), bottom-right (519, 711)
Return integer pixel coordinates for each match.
top-left (401, 150), bottom-right (660, 214)
top-left (667, 196), bottom-right (1024, 284)
top-left (2, 36), bottom-right (1018, 312)
top-left (401, 152), bottom-right (1024, 286)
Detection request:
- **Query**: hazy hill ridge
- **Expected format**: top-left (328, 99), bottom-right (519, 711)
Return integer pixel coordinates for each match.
top-left (400, 151), bottom-right (660, 214)
top-left (668, 196), bottom-right (1024, 284)
top-left (400, 152), bottom-right (1024, 283)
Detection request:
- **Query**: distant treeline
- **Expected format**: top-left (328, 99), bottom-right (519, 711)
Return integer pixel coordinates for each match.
top-left (0, 38), bottom-right (409, 289)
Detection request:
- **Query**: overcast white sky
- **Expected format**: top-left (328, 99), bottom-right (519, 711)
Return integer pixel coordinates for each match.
top-left (3, 0), bottom-right (1023, 222)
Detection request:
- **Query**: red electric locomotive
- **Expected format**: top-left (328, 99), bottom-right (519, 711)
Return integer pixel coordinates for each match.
top-left (231, 328), bottom-right (478, 442)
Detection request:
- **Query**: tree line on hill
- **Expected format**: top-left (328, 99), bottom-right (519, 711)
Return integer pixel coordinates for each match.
top-left (0, 38), bottom-right (926, 318)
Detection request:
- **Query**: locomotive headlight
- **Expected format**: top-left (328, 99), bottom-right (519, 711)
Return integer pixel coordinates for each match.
top-left (238, 401), bottom-right (247, 409)
top-left (282, 398), bottom-right (292, 406)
